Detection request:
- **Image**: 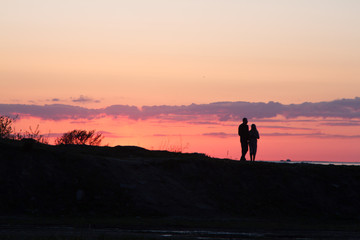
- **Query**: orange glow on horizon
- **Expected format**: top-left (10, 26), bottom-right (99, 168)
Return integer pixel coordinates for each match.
top-left (11, 115), bottom-right (360, 163)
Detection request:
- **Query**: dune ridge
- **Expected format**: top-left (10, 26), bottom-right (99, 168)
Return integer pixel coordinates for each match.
top-left (1, 138), bottom-right (360, 222)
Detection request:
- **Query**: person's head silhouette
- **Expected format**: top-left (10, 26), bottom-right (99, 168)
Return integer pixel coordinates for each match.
top-left (251, 124), bottom-right (256, 130)
top-left (243, 118), bottom-right (248, 124)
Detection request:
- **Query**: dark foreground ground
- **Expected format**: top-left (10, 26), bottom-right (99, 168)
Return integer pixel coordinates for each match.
top-left (1, 138), bottom-right (360, 239)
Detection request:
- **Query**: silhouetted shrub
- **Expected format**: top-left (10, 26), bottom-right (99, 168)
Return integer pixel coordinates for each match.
top-left (0, 115), bottom-right (15, 138)
top-left (15, 125), bottom-right (49, 144)
top-left (55, 129), bottom-right (103, 146)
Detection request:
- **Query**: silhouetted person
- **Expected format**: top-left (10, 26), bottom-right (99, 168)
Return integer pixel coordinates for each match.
top-left (238, 118), bottom-right (249, 161)
top-left (249, 124), bottom-right (260, 162)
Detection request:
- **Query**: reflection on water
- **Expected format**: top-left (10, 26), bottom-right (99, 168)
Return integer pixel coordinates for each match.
top-left (267, 160), bottom-right (360, 166)
top-left (0, 226), bottom-right (356, 239)
top-left (135, 229), bottom-right (264, 239)
top-left (96, 228), bottom-right (360, 239)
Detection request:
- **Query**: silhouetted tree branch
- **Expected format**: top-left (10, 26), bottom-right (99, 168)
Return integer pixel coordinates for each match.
top-left (0, 115), bottom-right (15, 138)
top-left (15, 125), bottom-right (49, 144)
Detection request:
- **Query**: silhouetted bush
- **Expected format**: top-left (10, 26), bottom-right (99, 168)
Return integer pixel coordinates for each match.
top-left (55, 129), bottom-right (103, 146)
top-left (0, 115), bottom-right (15, 138)
top-left (0, 115), bottom-right (48, 144)
top-left (15, 125), bottom-right (49, 144)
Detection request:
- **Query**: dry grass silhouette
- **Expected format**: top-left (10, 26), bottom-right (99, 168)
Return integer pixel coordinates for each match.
top-left (55, 129), bottom-right (103, 146)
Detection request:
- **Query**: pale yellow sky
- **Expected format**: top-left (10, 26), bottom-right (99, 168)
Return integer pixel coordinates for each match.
top-left (1, 0), bottom-right (360, 106)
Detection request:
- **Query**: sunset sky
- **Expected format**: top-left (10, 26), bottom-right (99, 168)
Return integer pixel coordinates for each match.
top-left (1, 0), bottom-right (360, 162)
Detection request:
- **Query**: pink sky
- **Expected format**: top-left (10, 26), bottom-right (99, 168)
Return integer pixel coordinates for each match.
top-left (1, 1), bottom-right (360, 162)
top-left (4, 99), bottom-right (360, 162)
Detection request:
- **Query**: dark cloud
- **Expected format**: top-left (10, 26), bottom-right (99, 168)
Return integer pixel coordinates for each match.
top-left (0, 104), bottom-right (100, 120)
top-left (262, 132), bottom-right (360, 138)
top-left (104, 105), bottom-right (141, 119)
top-left (202, 132), bottom-right (237, 138)
top-left (314, 133), bottom-right (360, 139)
top-left (69, 120), bottom-right (95, 124)
top-left (282, 98), bottom-right (360, 119)
top-left (260, 126), bottom-right (313, 131)
top-left (114, 98), bottom-right (360, 121)
top-left (97, 131), bottom-right (126, 138)
top-left (202, 131), bottom-right (360, 139)
top-left (187, 121), bottom-right (218, 125)
top-left (72, 95), bottom-right (100, 104)
top-left (262, 132), bottom-right (319, 137)
top-left (320, 120), bottom-right (360, 127)
top-left (139, 101), bottom-right (283, 121)
top-left (1, 97), bottom-right (359, 122)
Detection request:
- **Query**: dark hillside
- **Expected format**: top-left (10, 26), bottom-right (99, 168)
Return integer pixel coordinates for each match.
top-left (1, 138), bottom-right (360, 222)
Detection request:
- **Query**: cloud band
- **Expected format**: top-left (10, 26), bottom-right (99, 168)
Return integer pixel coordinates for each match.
top-left (1, 97), bottom-right (359, 121)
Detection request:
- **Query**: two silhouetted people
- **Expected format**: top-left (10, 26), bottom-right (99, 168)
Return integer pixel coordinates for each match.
top-left (238, 118), bottom-right (260, 161)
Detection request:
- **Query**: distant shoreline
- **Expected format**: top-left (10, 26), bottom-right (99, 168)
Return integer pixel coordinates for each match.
top-left (261, 160), bottom-right (360, 166)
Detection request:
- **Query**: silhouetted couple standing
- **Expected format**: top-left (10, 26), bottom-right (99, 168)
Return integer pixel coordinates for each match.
top-left (238, 118), bottom-right (260, 161)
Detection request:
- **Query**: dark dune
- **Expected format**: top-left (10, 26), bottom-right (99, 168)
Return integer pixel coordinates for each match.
top-left (1, 138), bottom-right (360, 232)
